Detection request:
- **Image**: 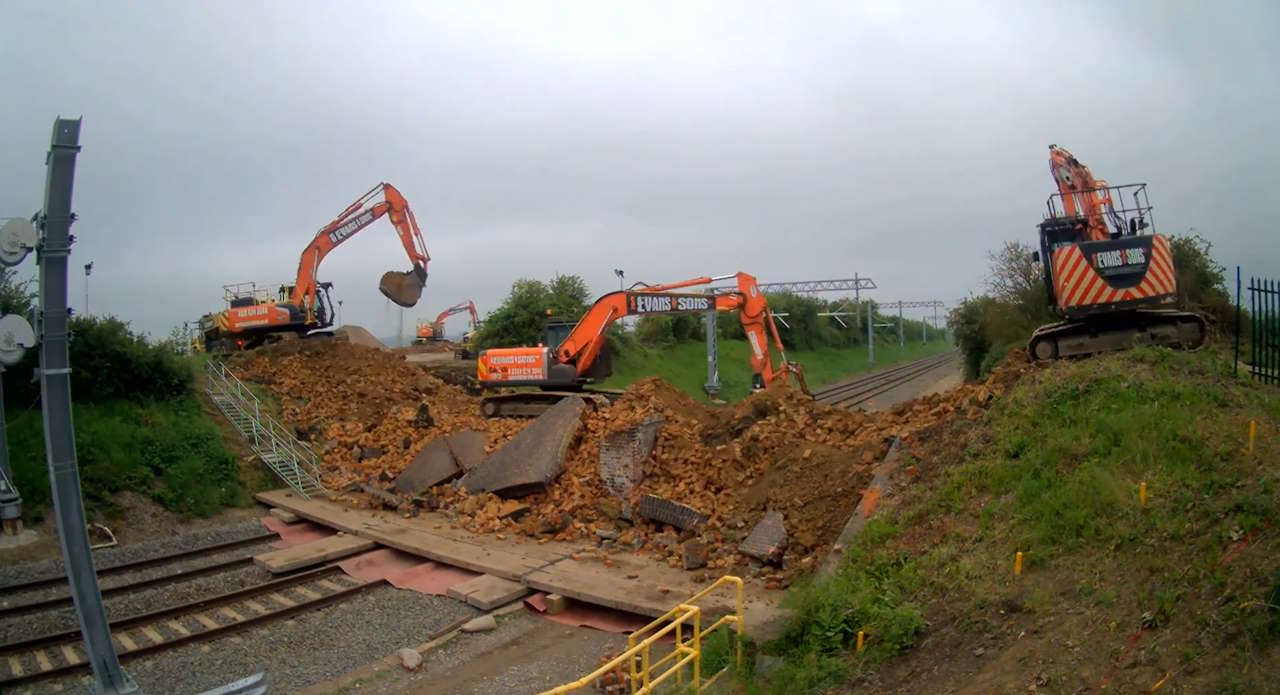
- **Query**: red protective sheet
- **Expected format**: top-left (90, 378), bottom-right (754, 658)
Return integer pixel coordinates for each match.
top-left (337, 547), bottom-right (479, 595)
top-left (260, 516), bottom-right (333, 548)
top-left (525, 591), bottom-right (651, 634)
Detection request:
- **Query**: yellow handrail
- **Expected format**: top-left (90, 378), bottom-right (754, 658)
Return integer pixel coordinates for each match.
top-left (538, 575), bottom-right (745, 694)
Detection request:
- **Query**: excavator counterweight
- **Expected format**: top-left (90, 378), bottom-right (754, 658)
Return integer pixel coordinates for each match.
top-left (1029, 146), bottom-right (1205, 360)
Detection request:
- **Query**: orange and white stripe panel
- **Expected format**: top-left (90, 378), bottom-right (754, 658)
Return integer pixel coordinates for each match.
top-left (1051, 235), bottom-right (1177, 309)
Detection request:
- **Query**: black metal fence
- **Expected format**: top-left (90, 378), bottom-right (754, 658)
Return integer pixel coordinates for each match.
top-left (1237, 269), bottom-right (1280, 384)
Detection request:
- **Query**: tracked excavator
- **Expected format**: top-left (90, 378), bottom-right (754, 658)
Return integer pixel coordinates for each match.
top-left (1028, 146), bottom-right (1206, 361)
top-left (476, 271), bottom-right (808, 417)
top-left (200, 183), bottom-right (430, 352)
top-left (414, 300), bottom-right (480, 344)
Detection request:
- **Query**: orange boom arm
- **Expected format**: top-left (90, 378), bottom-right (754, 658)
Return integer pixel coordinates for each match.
top-left (555, 272), bottom-right (806, 391)
top-left (292, 182), bottom-right (430, 321)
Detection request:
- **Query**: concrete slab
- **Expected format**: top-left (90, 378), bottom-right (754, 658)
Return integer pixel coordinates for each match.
top-left (447, 574), bottom-right (531, 610)
top-left (444, 430), bottom-right (487, 472)
top-left (395, 437), bottom-right (461, 494)
top-left (268, 507), bottom-right (300, 524)
top-left (459, 397), bottom-right (586, 497)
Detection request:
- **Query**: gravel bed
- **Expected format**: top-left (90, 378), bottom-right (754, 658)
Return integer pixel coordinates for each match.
top-left (28, 585), bottom-right (478, 694)
top-left (0, 518), bottom-right (271, 588)
top-left (0, 564), bottom-right (273, 641)
top-left (0, 541), bottom-right (276, 608)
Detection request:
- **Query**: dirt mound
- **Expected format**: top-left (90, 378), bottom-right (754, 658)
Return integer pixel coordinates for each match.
top-left (230, 345), bottom-right (1037, 580)
top-left (334, 325), bottom-right (387, 350)
top-left (229, 341), bottom-right (525, 489)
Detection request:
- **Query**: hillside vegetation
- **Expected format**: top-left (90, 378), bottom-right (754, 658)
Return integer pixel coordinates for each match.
top-left (757, 347), bottom-right (1279, 693)
top-left (7, 316), bottom-right (249, 522)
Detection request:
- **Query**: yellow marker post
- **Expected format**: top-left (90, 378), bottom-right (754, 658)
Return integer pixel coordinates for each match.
top-left (1247, 419), bottom-right (1256, 454)
top-left (1015, 551), bottom-right (1023, 576)
top-left (1139, 481), bottom-right (1147, 508)
top-left (856, 630), bottom-right (865, 652)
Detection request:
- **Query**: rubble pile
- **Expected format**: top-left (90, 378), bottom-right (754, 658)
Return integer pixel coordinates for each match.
top-left (232, 341), bottom-right (1036, 579)
top-left (229, 341), bottom-right (525, 490)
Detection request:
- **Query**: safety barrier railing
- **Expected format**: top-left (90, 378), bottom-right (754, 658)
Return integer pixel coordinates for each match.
top-left (204, 359), bottom-right (328, 498)
top-left (539, 575), bottom-right (744, 694)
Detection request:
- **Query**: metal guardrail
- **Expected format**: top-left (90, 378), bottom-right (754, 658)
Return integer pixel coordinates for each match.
top-left (540, 575), bottom-right (745, 694)
top-left (204, 360), bottom-right (327, 498)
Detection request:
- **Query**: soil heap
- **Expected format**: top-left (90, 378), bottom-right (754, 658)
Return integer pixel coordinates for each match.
top-left (229, 341), bottom-right (525, 490)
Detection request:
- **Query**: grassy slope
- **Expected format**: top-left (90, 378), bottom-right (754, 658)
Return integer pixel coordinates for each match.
top-left (8, 374), bottom-right (251, 524)
top-left (600, 339), bottom-right (953, 402)
top-left (760, 348), bottom-right (1279, 693)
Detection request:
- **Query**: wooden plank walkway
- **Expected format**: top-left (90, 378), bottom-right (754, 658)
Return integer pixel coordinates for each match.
top-left (256, 490), bottom-right (782, 627)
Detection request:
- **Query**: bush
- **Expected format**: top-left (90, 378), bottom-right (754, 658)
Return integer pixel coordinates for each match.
top-left (10, 397), bottom-right (246, 520)
top-left (3, 315), bottom-right (194, 407)
top-left (473, 275), bottom-right (592, 349)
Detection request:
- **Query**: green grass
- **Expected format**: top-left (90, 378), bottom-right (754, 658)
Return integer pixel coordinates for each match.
top-left (9, 397), bottom-right (250, 523)
top-left (600, 339), bottom-right (953, 402)
top-left (762, 347), bottom-right (1280, 693)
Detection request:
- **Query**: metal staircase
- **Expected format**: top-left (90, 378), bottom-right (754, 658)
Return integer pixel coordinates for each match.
top-left (204, 360), bottom-right (328, 499)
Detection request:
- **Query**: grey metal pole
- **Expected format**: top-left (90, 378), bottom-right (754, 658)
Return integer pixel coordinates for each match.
top-left (897, 301), bottom-right (904, 347)
top-left (38, 118), bottom-right (138, 694)
top-left (0, 366), bottom-right (21, 535)
top-left (853, 273), bottom-right (860, 329)
top-left (703, 289), bottom-right (720, 399)
top-left (867, 300), bottom-right (874, 365)
top-left (923, 314), bottom-right (928, 344)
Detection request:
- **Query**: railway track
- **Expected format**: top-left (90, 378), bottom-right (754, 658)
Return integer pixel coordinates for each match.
top-left (0, 564), bottom-right (381, 690)
top-left (0, 530), bottom-right (277, 596)
top-left (813, 350), bottom-right (959, 409)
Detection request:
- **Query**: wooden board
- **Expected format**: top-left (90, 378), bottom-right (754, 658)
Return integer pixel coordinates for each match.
top-left (268, 508), bottom-right (299, 524)
top-left (523, 556), bottom-right (725, 618)
top-left (257, 491), bottom-right (566, 580)
top-left (253, 534), bottom-right (375, 573)
top-left (255, 489), bottom-right (781, 622)
top-left (446, 574), bottom-right (531, 610)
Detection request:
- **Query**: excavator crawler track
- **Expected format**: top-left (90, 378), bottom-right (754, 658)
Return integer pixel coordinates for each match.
top-left (480, 390), bottom-right (617, 418)
top-left (1028, 309), bottom-right (1207, 361)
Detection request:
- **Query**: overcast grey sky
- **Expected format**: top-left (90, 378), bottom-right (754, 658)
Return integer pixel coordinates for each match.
top-left (2, 1), bottom-right (1276, 340)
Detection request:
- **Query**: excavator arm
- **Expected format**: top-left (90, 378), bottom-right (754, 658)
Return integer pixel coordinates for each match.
top-left (555, 272), bottom-right (807, 392)
top-left (1048, 145), bottom-right (1120, 242)
top-left (433, 300), bottom-right (480, 331)
top-left (291, 182), bottom-right (430, 322)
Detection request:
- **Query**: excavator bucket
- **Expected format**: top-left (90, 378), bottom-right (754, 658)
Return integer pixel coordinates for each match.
top-left (379, 268), bottom-right (426, 308)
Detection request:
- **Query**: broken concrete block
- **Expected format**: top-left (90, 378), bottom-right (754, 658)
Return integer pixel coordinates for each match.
top-left (544, 593), bottom-right (568, 615)
top-left (599, 416), bottom-right (662, 498)
top-left (444, 430), bottom-right (487, 472)
top-left (739, 511), bottom-right (787, 564)
top-left (636, 494), bottom-right (706, 531)
top-left (682, 540), bottom-right (709, 570)
top-left (397, 647), bottom-right (423, 671)
top-left (395, 437), bottom-right (461, 494)
top-left (267, 508), bottom-right (299, 524)
top-left (460, 614), bottom-right (497, 633)
top-left (460, 397), bottom-right (586, 497)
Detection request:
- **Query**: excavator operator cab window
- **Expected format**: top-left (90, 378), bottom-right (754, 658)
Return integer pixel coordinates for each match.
top-left (542, 319), bottom-right (574, 351)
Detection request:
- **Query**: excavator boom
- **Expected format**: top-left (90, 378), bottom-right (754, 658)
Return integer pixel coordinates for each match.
top-left (477, 272), bottom-right (806, 415)
top-left (200, 182), bottom-right (430, 352)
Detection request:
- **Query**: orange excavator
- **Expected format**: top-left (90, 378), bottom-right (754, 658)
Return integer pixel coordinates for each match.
top-left (477, 271), bottom-right (807, 416)
top-left (200, 183), bottom-right (430, 352)
top-left (1028, 146), bottom-right (1205, 360)
top-left (414, 300), bottom-right (480, 344)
